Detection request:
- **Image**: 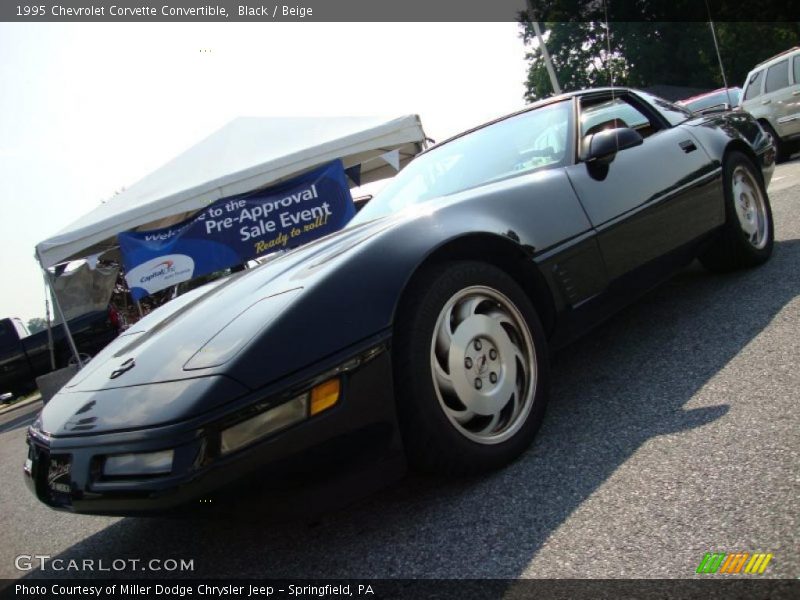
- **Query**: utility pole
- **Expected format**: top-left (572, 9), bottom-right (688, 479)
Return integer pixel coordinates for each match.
top-left (526, 1), bottom-right (561, 95)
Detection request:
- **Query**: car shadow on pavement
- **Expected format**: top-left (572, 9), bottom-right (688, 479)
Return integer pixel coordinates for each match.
top-left (22, 238), bottom-right (800, 580)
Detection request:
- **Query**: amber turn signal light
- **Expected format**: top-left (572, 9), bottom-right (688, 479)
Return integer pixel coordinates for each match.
top-left (310, 378), bottom-right (340, 416)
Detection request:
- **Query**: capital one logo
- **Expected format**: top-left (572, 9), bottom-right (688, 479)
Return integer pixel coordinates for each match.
top-left (126, 254), bottom-right (195, 294)
top-left (696, 552), bottom-right (773, 574)
top-left (140, 260), bottom-right (175, 282)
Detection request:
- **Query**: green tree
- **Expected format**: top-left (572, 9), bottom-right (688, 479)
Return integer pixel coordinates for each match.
top-left (520, 18), bottom-right (800, 102)
top-left (520, 20), bottom-right (627, 102)
top-left (27, 318), bottom-right (48, 334)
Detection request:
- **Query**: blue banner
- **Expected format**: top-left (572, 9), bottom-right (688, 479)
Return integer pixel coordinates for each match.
top-left (119, 160), bottom-right (355, 301)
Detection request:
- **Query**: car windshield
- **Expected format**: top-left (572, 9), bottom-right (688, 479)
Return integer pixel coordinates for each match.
top-left (351, 100), bottom-right (571, 224)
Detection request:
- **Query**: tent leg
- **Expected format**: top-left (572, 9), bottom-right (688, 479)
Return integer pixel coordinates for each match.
top-left (41, 271), bottom-right (56, 371)
top-left (44, 269), bottom-right (84, 369)
top-left (136, 301), bottom-right (143, 318)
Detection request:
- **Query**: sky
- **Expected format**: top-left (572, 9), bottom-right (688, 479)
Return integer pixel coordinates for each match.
top-left (0, 22), bottom-right (531, 323)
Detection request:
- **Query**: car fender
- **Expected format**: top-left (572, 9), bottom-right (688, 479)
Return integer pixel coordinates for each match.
top-left (687, 112), bottom-right (776, 185)
top-left (227, 167), bottom-right (594, 390)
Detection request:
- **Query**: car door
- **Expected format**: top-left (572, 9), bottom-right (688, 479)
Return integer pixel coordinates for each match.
top-left (564, 91), bottom-right (720, 283)
top-left (769, 55), bottom-right (800, 139)
top-left (0, 320), bottom-right (33, 392)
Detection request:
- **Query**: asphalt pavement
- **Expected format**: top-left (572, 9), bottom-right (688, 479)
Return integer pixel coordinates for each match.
top-left (1, 160), bottom-right (798, 581)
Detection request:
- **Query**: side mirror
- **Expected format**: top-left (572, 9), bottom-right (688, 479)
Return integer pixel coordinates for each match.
top-left (582, 127), bottom-right (643, 165)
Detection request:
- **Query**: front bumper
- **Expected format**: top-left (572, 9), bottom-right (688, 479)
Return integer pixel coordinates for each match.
top-left (23, 342), bottom-right (403, 515)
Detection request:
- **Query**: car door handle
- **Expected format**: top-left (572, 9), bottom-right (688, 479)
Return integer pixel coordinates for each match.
top-left (679, 140), bottom-right (697, 153)
top-left (761, 99), bottom-right (772, 105)
top-left (793, 90), bottom-right (800, 96)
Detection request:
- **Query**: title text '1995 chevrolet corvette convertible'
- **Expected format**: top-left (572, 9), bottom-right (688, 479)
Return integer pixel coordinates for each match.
top-left (25, 88), bottom-right (775, 514)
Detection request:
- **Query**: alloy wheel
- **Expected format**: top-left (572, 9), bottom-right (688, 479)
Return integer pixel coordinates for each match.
top-left (429, 286), bottom-right (537, 445)
top-left (731, 165), bottom-right (769, 249)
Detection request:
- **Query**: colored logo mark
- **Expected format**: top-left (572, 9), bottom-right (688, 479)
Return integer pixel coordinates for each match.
top-left (696, 552), bottom-right (773, 574)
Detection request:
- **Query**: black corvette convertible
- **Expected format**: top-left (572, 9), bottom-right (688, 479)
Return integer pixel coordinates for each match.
top-left (25, 88), bottom-right (775, 514)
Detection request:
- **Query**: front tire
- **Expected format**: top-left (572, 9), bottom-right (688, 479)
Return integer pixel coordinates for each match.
top-left (394, 261), bottom-right (550, 475)
top-left (700, 151), bottom-right (774, 272)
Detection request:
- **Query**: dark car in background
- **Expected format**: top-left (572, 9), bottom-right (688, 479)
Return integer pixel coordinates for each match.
top-left (1, 312), bottom-right (120, 401)
top-left (24, 88), bottom-right (775, 515)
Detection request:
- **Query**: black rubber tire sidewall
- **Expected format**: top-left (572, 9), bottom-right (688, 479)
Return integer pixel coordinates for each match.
top-left (761, 121), bottom-right (788, 163)
top-left (393, 260), bottom-right (550, 475)
top-left (700, 151), bottom-right (774, 272)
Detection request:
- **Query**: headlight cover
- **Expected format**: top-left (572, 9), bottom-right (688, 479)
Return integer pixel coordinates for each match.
top-left (220, 393), bottom-right (308, 455)
top-left (103, 450), bottom-right (174, 477)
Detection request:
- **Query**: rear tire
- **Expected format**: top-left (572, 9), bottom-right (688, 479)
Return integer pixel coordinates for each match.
top-left (700, 151), bottom-right (774, 272)
top-left (393, 261), bottom-right (550, 475)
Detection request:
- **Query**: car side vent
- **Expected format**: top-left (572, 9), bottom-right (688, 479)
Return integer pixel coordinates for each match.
top-left (552, 263), bottom-right (581, 304)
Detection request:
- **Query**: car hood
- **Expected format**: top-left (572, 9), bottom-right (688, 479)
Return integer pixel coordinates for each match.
top-left (62, 217), bottom-right (397, 394)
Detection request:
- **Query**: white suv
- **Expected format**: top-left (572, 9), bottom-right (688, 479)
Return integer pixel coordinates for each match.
top-left (740, 47), bottom-right (800, 162)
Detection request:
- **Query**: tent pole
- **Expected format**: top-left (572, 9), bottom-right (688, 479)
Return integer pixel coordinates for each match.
top-left (136, 301), bottom-right (143, 318)
top-left (36, 246), bottom-right (85, 370)
top-left (41, 271), bottom-right (56, 370)
top-left (45, 268), bottom-right (84, 369)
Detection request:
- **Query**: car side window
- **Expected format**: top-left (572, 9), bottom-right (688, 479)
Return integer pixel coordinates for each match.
top-left (794, 56), bottom-right (800, 85)
top-left (580, 96), bottom-right (660, 140)
top-left (765, 60), bottom-right (789, 93)
top-left (635, 91), bottom-right (692, 126)
top-left (743, 70), bottom-right (764, 101)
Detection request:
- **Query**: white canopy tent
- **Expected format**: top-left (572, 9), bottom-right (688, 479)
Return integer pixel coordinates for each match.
top-left (36, 114), bottom-right (427, 269)
top-left (33, 114), bottom-right (427, 369)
